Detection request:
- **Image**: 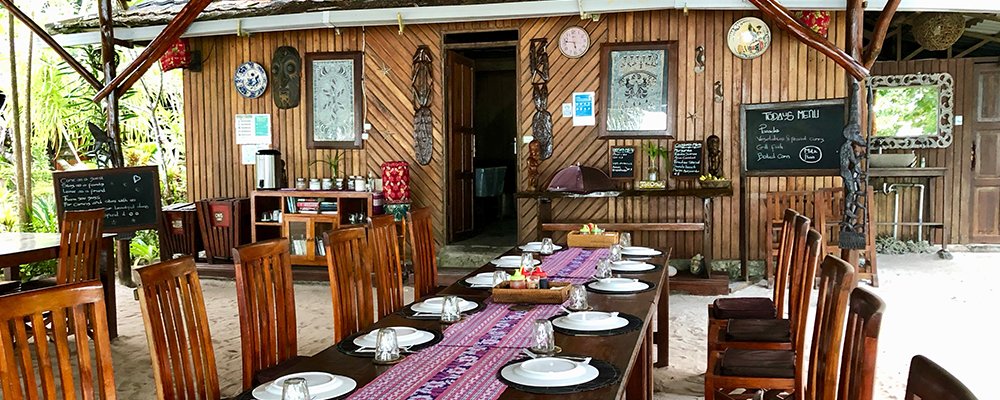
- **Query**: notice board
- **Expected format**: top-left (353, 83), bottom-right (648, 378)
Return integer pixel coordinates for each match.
top-left (53, 166), bottom-right (162, 233)
top-left (671, 141), bottom-right (703, 178)
top-left (609, 146), bottom-right (636, 179)
top-left (741, 98), bottom-right (846, 176)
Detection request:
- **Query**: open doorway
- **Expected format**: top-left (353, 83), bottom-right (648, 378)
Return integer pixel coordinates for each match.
top-left (445, 32), bottom-right (518, 246)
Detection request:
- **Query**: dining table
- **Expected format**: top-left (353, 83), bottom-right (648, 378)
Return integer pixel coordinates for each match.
top-left (0, 232), bottom-right (119, 339)
top-left (234, 245), bottom-right (671, 400)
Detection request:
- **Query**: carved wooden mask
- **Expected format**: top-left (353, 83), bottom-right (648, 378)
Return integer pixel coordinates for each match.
top-left (272, 46), bottom-right (301, 109)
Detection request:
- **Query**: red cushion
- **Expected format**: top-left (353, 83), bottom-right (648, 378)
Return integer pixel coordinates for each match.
top-left (712, 297), bottom-right (776, 319)
top-left (725, 318), bottom-right (791, 343)
top-left (720, 349), bottom-right (795, 378)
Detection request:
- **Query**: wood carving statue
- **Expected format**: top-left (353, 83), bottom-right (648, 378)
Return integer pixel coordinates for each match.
top-left (706, 134), bottom-right (723, 177)
top-left (411, 45), bottom-right (433, 165)
top-left (838, 81), bottom-right (869, 249)
top-left (529, 38), bottom-right (553, 160)
top-left (527, 140), bottom-right (542, 191)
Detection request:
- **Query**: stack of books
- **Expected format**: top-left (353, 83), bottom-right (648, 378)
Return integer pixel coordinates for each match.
top-left (319, 201), bottom-right (337, 215)
top-left (295, 198), bottom-right (321, 214)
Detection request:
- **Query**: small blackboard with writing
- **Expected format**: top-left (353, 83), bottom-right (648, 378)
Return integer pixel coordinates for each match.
top-left (741, 98), bottom-right (846, 176)
top-left (53, 166), bottom-right (162, 233)
top-left (609, 146), bottom-right (636, 179)
top-left (671, 141), bottom-right (703, 178)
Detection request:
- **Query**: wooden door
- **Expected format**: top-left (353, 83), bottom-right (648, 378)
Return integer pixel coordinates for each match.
top-left (971, 64), bottom-right (1000, 243)
top-left (447, 51), bottom-right (476, 242)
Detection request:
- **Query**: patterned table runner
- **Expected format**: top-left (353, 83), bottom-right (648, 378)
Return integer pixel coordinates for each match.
top-left (538, 247), bottom-right (608, 279)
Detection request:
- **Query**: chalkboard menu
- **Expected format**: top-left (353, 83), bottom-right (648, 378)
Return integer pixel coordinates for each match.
top-left (609, 146), bottom-right (636, 179)
top-left (671, 141), bottom-right (703, 178)
top-left (741, 98), bottom-right (846, 176)
top-left (53, 166), bottom-right (162, 233)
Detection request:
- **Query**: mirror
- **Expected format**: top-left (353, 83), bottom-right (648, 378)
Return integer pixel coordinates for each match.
top-left (869, 72), bottom-right (954, 149)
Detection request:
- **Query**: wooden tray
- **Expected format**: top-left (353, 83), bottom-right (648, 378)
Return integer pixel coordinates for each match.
top-left (567, 231), bottom-right (620, 248)
top-left (492, 281), bottom-right (571, 304)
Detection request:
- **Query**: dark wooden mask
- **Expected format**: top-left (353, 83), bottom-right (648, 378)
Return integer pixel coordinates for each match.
top-left (271, 46), bottom-right (301, 109)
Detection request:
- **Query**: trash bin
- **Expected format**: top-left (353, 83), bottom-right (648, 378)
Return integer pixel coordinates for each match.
top-left (160, 202), bottom-right (202, 259)
top-left (195, 197), bottom-right (251, 264)
top-left (474, 166), bottom-right (506, 198)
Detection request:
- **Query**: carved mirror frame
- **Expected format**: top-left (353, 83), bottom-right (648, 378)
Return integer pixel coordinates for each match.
top-left (868, 72), bottom-right (954, 149)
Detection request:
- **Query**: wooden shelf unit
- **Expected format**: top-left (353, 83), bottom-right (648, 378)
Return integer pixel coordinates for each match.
top-left (251, 190), bottom-right (374, 266)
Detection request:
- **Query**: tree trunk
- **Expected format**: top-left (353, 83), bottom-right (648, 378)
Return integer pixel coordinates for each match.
top-left (22, 15), bottom-right (33, 223)
top-left (7, 13), bottom-right (29, 230)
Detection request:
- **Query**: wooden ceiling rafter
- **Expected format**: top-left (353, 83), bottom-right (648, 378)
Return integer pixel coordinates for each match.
top-left (0, 0), bottom-right (102, 90)
top-left (863, 0), bottom-right (902, 68)
top-left (92, 0), bottom-right (211, 102)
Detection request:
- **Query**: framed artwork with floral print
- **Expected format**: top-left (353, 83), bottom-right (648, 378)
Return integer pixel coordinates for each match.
top-left (598, 41), bottom-right (678, 138)
top-left (306, 52), bottom-right (364, 149)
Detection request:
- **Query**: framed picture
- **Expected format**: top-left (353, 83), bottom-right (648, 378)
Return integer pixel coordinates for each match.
top-left (598, 41), bottom-right (678, 138)
top-left (306, 52), bottom-right (364, 149)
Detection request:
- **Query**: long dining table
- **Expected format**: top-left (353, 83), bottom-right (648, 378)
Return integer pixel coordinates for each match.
top-left (235, 246), bottom-right (671, 400)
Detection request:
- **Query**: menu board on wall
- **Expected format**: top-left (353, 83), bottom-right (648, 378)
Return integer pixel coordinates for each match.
top-left (609, 146), bottom-right (636, 179)
top-left (671, 141), bottom-right (703, 178)
top-left (53, 166), bottom-right (162, 233)
top-left (741, 98), bottom-right (846, 176)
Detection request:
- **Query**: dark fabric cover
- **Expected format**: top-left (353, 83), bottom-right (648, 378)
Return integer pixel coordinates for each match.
top-left (712, 297), bottom-right (776, 319)
top-left (725, 318), bottom-right (791, 342)
top-left (0, 281), bottom-right (19, 295)
top-left (546, 165), bottom-right (615, 194)
top-left (720, 349), bottom-right (795, 378)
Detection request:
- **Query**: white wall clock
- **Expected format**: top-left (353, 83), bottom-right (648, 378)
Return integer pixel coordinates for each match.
top-left (558, 26), bottom-right (591, 58)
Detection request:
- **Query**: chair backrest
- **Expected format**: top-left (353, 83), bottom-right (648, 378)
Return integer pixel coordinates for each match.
top-left (57, 209), bottom-right (106, 284)
top-left (323, 227), bottom-right (375, 343)
top-left (788, 227), bottom-right (823, 354)
top-left (838, 288), bottom-right (887, 400)
top-left (0, 281), bottom-right (116, 400)
top-left (368, 214), bottom-right (405, 319)
top-left (805, 254), bottom-right (857, 400)
top-left (904, 355), bottom-right (979, 400)
top-left (231, 238), bottom-right (298, 390)
top-left (772, 208), bottom-right (800, 317)
top-left (135, 257), bottom-right (220, 400)
top-left (407, 207), bottom-right (438, 300)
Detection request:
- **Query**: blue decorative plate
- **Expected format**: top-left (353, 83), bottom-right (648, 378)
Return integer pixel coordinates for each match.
top-left (234, 61), bottom-right (268, 98)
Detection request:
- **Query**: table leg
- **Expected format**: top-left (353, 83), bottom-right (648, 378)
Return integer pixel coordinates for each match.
top-left (626, 322), bottom-right (655, 399)
top-left (102, 237), bottom-right (118, 339)
top-left (655, 271), bottom-right (670, 368)
top-left (703, 198), bottom-right (713, 279)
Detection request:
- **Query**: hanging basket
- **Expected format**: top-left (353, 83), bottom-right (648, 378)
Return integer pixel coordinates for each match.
top-left (794, 10), bottom-right (831, 38)
top-left (911, 13), bottom-right (965, 51)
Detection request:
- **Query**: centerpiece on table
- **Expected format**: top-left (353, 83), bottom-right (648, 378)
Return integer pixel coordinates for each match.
top-left (567, 223), bottom-right (620, 248)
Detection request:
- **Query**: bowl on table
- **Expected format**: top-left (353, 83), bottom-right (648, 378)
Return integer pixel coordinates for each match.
top-left (354, 326), bottom-right (434, 348)
top-left (252, 372), bottom-right (357, 400)
top-left (588, 278), bottom-right (650, 292)
top-left (500, 357), bottom-right (600, 387)
top-left (491, 255), bottom-right (540, 268)
top-left (609, 260), bottom-right (656, 272)
top-left (553, 311), bottom-right (629, 331)
top-left (411, 296), bottom-right (477, 313)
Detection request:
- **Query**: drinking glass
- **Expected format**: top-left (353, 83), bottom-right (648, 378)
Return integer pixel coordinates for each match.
top-left (540, 238), bottom-right (555, 255)
top-left (492, 270), bottom-right (510, 287)
top-left (520, 252), bottom-right (535, 271)
top-left (440, 295), bottom-right (462, 323)
top-left (595, 258), bottom-right (613, 279)
top-left (531, 319), bottom-right (556, 354)
top-left (281, 377), bottom-right (311, 400)
top-left (374, 328), bottom-right (400, 363)
top-left (569, 284), bottom-right (589, 310)
top-left (619, 232), bottom-right (632, 248)
top-left (609, 244), bottom-right (623, 262)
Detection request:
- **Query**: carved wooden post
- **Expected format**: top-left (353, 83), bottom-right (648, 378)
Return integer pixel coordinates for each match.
top-left (839, 0), bottom-right (870, 256)
top-left (98, 0), bottom-right (124, 168)
top-left (529, 39), bottom-right (553, 160)
top-left (411, 45), bottom-right (433, 165)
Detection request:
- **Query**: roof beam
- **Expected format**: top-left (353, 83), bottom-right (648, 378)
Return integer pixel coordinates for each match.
top-left (863, 0), bottom-right (902, 69)
top-left (0, 0), bottom-right (101, 90)
top-left (92, 0), bottom-right (211, 102)
top-left (956, 32), bottom-right (1000, 58)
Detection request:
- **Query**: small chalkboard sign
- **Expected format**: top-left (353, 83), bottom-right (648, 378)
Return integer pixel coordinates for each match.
top-left (53, 166), bottom-right (162, 233)
top-left (609, 146), bottom-right (636, 179)
top-left (671, 141), bottom-right (703, 178)
top-left (741, 98), bottom-right (846, 176)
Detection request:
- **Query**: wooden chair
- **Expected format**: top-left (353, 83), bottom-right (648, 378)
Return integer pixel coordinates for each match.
top-left (837, 288), bottom-right (886, 400)
top-left (323, 226), bottom-right (375, 343)
top-left (57, 209), bottom-right (106, 283)
top-left (0, 281), bottom-right (116, 399)
top-left (232, 238), bottom-right (298, 390)
top-left (903, 355), bottom-right (979, 400)
top-left (368, 214), bottom-right (406, 319)
top-left (134, 257), bottom-right (220, 400)
top-left (705, 255), bottom-right (856, 400)
top-left (407, 207), bottom-right (440, 300)
top-left (764, 192), bottom-right (820, 286)
top-left (816, 187), bottom-right (879, 286)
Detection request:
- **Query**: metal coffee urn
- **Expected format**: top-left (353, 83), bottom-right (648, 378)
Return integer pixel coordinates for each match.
top-left (255, 149), bottom-right (284, 189)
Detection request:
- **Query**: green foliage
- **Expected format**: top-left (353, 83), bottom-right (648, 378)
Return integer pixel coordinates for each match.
top-left (643, 142), bottom-right (668, 160)
top-left (130, 229), bottom-right (160, 267)
top-left (873, 86), bottom-right (938, 137)
top-left (875, 235), bottom-right (932, 254)
top-left (310, 150), bottom-right (344, 176)
top-left (29, 197), bottom-right (59, 233)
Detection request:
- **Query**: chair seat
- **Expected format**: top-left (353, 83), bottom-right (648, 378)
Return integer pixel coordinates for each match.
top-left (720, 349), bottom-right (795, 378)
top-left (712, 297), bottom-right (776, 319)
top-left (725, 319), bottom-right (791, 342)
top-left (0, 281), bottom-right (19, 295)
top-left (19, 277), bottom-right (57, 291)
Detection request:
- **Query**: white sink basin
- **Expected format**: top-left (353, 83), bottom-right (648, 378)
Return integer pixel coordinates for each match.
top-left (870, 153), bottom-right (916, 168)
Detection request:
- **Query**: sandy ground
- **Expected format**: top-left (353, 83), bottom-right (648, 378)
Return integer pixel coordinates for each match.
top-left (98, 251), bottom-right (992, 399)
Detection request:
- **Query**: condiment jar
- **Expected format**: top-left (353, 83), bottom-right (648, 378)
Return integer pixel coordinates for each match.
top-left (309, 178), bottom-right (321, 190)
top-left (526, 271), bottom-right (540, 289)
top-left (295, 177), bottom-right (307, 190)
top-left (509, 269), bottom-right (527, 289)
top-left (321, 178), bottom-right (333, 190)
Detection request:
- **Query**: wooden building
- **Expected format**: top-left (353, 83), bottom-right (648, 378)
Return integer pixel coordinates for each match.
top-left (50, 2), bottom-right (1000, 268)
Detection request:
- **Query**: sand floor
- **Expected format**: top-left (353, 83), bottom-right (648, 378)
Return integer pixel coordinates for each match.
top-left (97, 251), bottom-right (991, 399)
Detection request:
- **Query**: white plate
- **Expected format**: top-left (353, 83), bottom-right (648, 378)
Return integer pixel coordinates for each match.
top-left (609, 260), bottom-right (656, 272)
top-left (621, 246), bottom-right (662, 256)
top-left (491, 256), bottom-right (541, 267)
top-left (411, 297), bottom-right (478, 314)
top-left (353, 327), bottom-right (435, 348)
top-left (519, 242), bottom-right (564, 252)
top-left (500, 359), bottom-right (600, 387)
top-left (588, 278), bottom-right (650, 292)
top-left (552, 316), bottom-right (628, 331)
top-left (252, 372), bottom-right (357, 400)
top-left (465, 272), bottom-right (496, 286)
top-left (668, 266), bottom-right (678, 277)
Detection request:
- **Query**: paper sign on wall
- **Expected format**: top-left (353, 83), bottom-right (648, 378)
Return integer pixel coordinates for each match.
top-left (240, 144), bottom-right (268, 165)
top-left (235, 114), bottom-right (272, 145)
top-left (562, 103), bottom-right (573, 118)
top-left (572, 92), bottom-right (595, 126)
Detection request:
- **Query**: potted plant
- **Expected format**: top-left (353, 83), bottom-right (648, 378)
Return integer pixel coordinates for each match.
top-left (642, 142), bottom-right (668, 181)
top-left (310, 150), bottom-right (344, 189)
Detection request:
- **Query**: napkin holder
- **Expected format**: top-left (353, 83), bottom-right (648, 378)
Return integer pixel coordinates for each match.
top-left (492, 281), bottom-right (571, 304)
top-left (567, 231), bottom-right (620, 248)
